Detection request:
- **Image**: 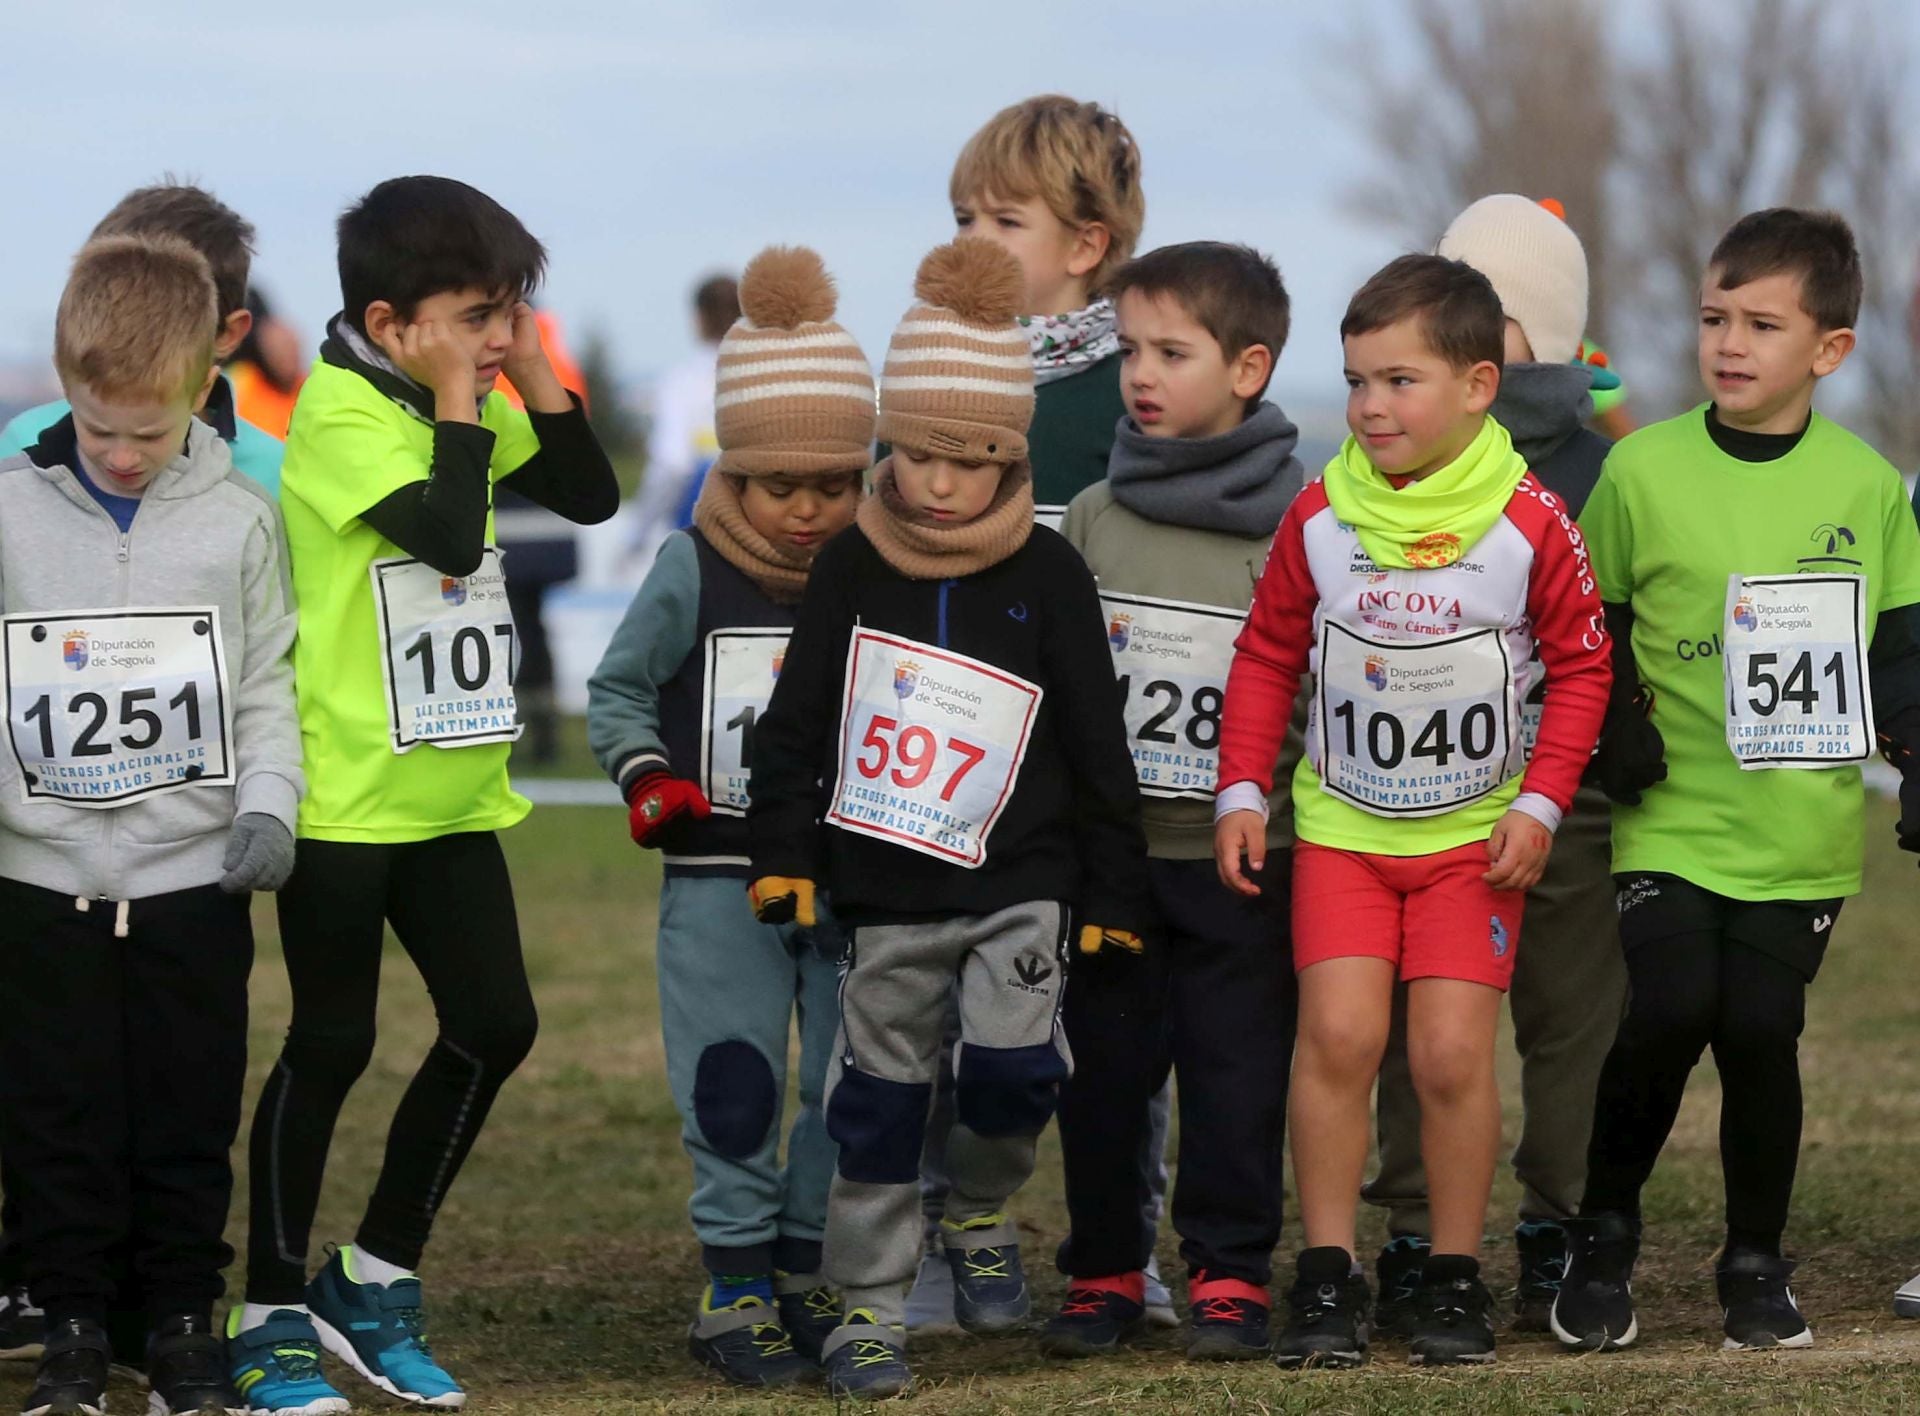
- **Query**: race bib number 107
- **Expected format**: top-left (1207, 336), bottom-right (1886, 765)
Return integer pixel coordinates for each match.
top-left (372, 549), bottom-right (521, 754)
top-left (1723, 573), bottom-right (1873, 769)
top-left (826, 629), bottom-right (1042, 868)
top-left (3, 607), bottom-right (233, 806)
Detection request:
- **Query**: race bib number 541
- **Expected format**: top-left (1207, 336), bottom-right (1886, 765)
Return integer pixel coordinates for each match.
top-left (1723, 573), bottom-right (1873, 768)
top-left (825, 629), bottom-right (1042, 867)
top-left (4, 607), bottom-right (233, 806)
top-left (373, 549), bottom-right (521, 754)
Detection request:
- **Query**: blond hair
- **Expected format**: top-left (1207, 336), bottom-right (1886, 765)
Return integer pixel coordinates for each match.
top-left (949, 95), bottom-right (1145, 294)
top-left (55, 235), bottom-right (218, 402)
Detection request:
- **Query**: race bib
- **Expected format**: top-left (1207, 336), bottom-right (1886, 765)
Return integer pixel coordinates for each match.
top-left (3, 607), bottom-right (233, 807)
top-left (1723, 573), bottom-right (1873, 768)
top-left (372, 549), bottom-right (520, 753)
top-left (700, 628), bottom-right (788, 815)
top-left (825, 629), bottom-right (1042, 867)
top-left (1035, 504), bottom-right (1067, 534)
top-left (1314, 620), bottom-right (1518, 817)
top-left (1100, 590), bottom-right (1242, 799)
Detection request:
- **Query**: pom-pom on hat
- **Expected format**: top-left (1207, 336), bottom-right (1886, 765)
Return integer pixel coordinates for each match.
top-left (1437, 195), bottom-right (1589, 366)
top-left (878, 238), bottom-right (1035, 466)
top-left (713, 245), bottom-right (876, 478)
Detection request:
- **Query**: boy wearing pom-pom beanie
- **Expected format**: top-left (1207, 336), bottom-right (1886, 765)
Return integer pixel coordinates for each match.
top-left (588, 247), bottom-right (874, 1387)
top-left (747, 238), bottom-right (1149, 1398)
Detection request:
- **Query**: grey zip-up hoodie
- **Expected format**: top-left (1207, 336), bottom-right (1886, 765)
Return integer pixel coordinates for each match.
top-left (0, 417), bottom-right (302, 900)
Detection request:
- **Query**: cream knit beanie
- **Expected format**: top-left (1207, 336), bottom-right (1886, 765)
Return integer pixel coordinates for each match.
top-left (1437, 195), bottom-right (1589, 366)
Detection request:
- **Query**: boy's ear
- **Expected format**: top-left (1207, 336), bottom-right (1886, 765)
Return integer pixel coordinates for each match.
top-left (1464, 358), bottom-right (1501, 414)
top-left (363, 300), bottom-right (402, 346)
top-left (1065, 221), bottom-right (1112, 282)
top-left (190, 361), bottom-right (221, 416)
top-left (1813, 325), bottom-right (1857, 378)
top-left (1230, 342), bottom-right (1273, 403)
top-left (214, 308), bottom-right (252, 363)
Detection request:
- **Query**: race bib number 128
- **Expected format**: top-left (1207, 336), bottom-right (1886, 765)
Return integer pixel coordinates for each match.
top-left (372, 549), bottom-right (521, 753)
top-left (1723, 573), bottom-right (1873, 768)
top-left (3, 607), bottom-right (233, 806)
top-left (826, 629), bottom-right (1042, 868)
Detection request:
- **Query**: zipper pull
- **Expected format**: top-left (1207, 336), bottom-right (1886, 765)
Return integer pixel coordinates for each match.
top-left (117, 533), bottom-right (130, 563)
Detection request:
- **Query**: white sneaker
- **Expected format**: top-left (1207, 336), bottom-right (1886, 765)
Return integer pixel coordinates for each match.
top-left (1142, 1253), bottom-right (1178, 1330)
top-left (1895, 1271), bottom-right (1920, 1318)
top-left (904, 1244), bottom-right (963, 1336)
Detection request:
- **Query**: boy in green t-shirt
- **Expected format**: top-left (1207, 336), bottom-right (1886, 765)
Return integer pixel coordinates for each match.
top-left (1555, 208), bottom-right (1920, 1354)
top-left (226, 176), bottom-right (618, 1412)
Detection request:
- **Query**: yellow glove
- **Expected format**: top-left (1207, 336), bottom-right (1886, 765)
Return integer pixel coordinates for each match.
top-left (1078, 924), bottom-right (1144, 957)
top-left (748, 876), bottom-right (817, 927)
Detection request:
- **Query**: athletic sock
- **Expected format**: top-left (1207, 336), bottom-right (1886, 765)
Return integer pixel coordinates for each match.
top-left (708, 1273), bottom-right (775, 1307)
top-left (344, 1244), bottom-right (416, 1288)
top-left (234, 1301), bottom-right (309, 1334)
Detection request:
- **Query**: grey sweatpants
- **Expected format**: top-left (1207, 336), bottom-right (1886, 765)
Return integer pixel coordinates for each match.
top-left (1365, 787), bottom-right (1628, 1233)
top-left (823, 901), bottom-right (1072, 1341)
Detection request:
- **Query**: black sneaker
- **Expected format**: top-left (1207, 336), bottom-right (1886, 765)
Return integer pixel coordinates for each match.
top-left (1373, 1235), bottom-right (1429, 1337)
top-left (774, 1273), bottom-right (841, 1363)
top-left (146, 1315), bottom-right (244, 1415)
top-left (1407, 1255), bottom-right (1496, 1366)
top-left (1038, 1279), bottom-right (1145, 1358)
top-left (1718, 1250), bottom-right (1813, 1350)
top-left (1514, 1221), bottom-right (1569, 1332)
top-left (822, 1310), bottom-right (911, 1400)
top-left (0, 1287), bottom-right (44, 1361)
top-left (1273, 1247), bottom-right (1370, 1369)
top-left (1184, 1280), bottom-right (1271, 1362)
top-left (686, 1289), bottom-right (815, 1389)
top-left (1550, 1213), bottom-right (1640, 1351)
top-left (23, 1318), bottom-right (109, 1416)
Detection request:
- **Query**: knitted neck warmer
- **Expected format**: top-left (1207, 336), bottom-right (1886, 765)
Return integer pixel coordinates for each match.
top-left (1322, 416), bottom-right (1528, 570)
top-left (1107, 402), bottom-right (1306, 537)
top-left (1490, 361), bottom-right (1595, 464)
top-left (691, 469), bottom-right (816, 604)
top-left (856, 455), bottom-right (1034, 579)
top-left (1020, 298), bottom-right (1118, 386)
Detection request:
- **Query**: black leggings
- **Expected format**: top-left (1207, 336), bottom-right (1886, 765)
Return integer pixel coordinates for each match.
top-left (1581, 874), bottom-right (1838, 1254)
top-left (246, 833), bottom-right (538, 1303)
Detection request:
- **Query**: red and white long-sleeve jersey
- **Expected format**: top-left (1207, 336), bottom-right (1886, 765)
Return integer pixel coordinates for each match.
top-left (1217, 475), bottom-right (1610, 855)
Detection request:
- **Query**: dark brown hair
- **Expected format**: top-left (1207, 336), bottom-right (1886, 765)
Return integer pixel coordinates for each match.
top-left (1708, 208), bottom-right (1861, 331)
top-left (91, 180), bottom-right (254, 322)
top-left (1107, 242), bottom-right (1289, 404)
top-left (695, 274), bottom-right (742, 342)
top-left (1341, 254), bottom-right (1503, 371)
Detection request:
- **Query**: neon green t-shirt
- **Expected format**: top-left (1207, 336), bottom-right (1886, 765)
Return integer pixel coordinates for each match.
top-left (1580, 406), bottom-right (1920, 900)
top-left (281, 359), bottom-right (541, 842)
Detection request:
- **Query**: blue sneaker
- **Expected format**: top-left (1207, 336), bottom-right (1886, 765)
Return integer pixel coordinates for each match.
top-left (226, 1309), bottom-right (349, 1416)
top-left (941, 1214), bottom-right (1030, 1335)
top-left (306, 1249), bottom-right (465, 1408)
top-left (821, 1310), bottom-right (911, 1400)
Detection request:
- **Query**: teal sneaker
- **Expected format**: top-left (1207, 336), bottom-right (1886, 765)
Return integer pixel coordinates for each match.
top-left (306, 1249), bottom-right (464, 1408)
top-left (226, 1308), bottom-right (349, 1416)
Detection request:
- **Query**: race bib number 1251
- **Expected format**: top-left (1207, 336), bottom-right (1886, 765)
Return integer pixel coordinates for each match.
top-left (372, 549), bottom-right (521, 754)
top-left (825, 629), bottom-right (1042, 868)
top-left (3, 607), bottom-right (233, 806)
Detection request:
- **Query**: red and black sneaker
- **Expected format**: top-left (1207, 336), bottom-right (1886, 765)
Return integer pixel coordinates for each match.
top-left (1186, 1270), bottom-right (1272, 1361)
top-left (1038, 1273), bottom-right (1146, 1358)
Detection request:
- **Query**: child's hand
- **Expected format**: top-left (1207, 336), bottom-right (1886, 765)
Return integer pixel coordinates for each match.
top-left (1483, 810), bottom-right (1552, 891)
top-left (501, 301), bottom-right (571, 411)
top-left (380, 318), bottom-right (475, 402)
top-left (219, 813), bottom-right (295, 894)
top-left (749, 876), bottom-right (816, 927)
top-left (1214, 809), bottom-right (1267, 897)
top-left (1077, 924), bottom-right (1145, 956)
top-left (624, 772), bottom-right (712, 847)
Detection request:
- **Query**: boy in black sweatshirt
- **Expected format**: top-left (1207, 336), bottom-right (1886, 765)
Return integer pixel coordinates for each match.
top-left (748, 239), bottom-right (1149, 1399)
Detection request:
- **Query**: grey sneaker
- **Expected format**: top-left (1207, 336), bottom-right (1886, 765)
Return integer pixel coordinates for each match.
top-left (1142, 1253), bottom-right (1178, 1330)
top-left (904, 1239), bottom-right (961, 1337)
top-left (1895, 1270), bottom-right (1920, 1319)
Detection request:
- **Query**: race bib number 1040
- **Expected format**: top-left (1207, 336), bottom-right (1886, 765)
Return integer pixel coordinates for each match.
top-left (372, 549), bottom-right (521, 754)
top-left (826, 629), bottom-right (1042, 867)
top-left (3, 607), bottom-right (234, 806)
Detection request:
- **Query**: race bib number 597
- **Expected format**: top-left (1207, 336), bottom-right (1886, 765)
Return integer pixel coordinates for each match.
top-left (825, 629), bottom-right (1042, 868)
top-left (4, 607), bottom-right (234, 806)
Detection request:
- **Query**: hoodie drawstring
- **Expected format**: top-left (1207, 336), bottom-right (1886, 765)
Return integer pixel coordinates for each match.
top-left (72, 896), bottom-right (131, 938)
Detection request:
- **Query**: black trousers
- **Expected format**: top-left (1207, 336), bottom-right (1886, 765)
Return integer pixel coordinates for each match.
top-left (246, 833), bottom-right (537, 1303)
top-left (1581, 872), bottom-right (1839, 1253)
top-left (0, 877), bottom-right (251, 1326)
top-left (1057, 855), bottom-right (1296, 1286)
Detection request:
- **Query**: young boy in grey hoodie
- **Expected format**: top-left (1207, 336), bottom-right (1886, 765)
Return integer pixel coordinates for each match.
top-left (0, 235), bottom-right (301, 1416)
top-left (1049, 242), bottom-right (1305, 1361)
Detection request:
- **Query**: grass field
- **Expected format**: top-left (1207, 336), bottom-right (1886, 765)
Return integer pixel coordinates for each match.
top-left (6, 741), bottom-right (1918, 1413)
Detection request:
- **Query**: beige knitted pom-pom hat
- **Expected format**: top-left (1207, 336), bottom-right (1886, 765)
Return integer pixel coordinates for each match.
top-left (712, 245), bottom-right (876, 478)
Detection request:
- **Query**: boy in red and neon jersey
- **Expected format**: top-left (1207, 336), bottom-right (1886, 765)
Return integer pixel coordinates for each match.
top-left (1214, 254), bottom-right (1610, 1368)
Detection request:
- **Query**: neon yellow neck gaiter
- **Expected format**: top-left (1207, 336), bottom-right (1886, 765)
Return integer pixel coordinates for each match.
top-left (1322, 416), bottom-right (1529, 569)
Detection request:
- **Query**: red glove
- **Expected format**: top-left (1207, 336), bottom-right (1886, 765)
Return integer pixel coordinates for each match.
top-left (625, 772), bottom-right (712, 847)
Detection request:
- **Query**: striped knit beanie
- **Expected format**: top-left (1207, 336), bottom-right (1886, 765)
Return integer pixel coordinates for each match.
top-left (878, 239), bottom-right (1034, 465)
top-left (713, 246), bottom-right (875, 477)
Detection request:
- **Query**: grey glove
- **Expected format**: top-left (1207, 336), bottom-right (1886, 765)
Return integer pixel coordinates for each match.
top-left (220, 813), bottom-right (296, 894)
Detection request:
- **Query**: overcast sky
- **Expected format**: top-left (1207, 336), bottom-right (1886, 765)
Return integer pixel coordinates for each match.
top-left (0, 1), bottom-right (1415, 410)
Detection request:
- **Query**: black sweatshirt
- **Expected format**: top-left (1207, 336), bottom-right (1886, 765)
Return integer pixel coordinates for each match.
top-left (316, 332), bottom-right (620, 575)
top-left (748, 523), bottom-right (1151, 933)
